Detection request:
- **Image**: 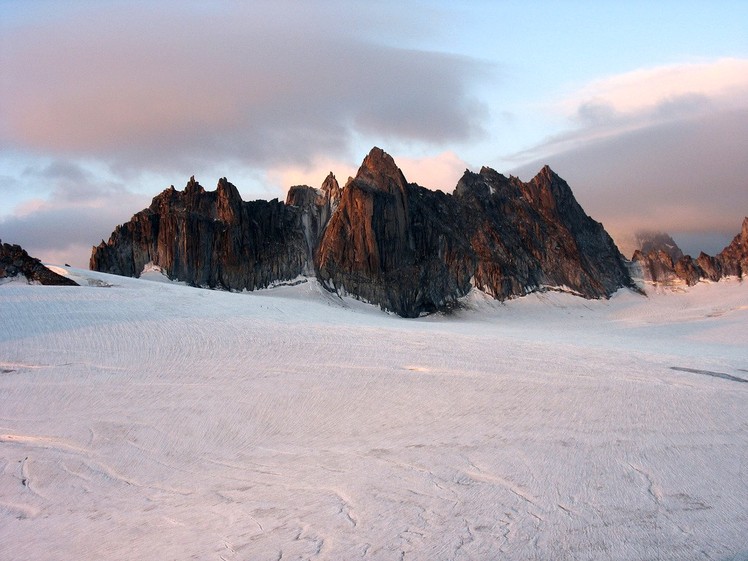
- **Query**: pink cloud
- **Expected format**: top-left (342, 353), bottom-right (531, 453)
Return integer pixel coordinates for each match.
top-left (0, 3), bottom-right (489, 173)
top-left (564, 58), bottom-right (748, 118)
top-left (395, 151), bottom-right (470, 192)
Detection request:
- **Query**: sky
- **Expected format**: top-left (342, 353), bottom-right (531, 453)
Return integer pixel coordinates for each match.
top-left (1, 0), bottom-right (747, 267)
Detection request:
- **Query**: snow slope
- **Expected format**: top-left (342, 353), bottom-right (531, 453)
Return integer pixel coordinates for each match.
top-left (1, 270), bottom-right (747, 560)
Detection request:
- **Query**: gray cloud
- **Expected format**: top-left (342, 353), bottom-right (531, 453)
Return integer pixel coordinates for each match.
top-left (24, 161), bottom-right (90, 183)
top-left (0, 2), bottom-right (490, 175)
top-left (0, 167), bottom-right (151, 267)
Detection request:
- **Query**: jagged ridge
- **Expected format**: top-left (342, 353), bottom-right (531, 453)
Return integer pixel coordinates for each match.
top-left (91, 147), bottom-right (634, 317)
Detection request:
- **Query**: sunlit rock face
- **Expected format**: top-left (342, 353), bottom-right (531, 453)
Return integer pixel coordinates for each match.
top-left (91, 176), bottom-right (313, 290)
top-left (316, 148), bottom-right (634, 316)
top-left (717, 217), bottom-right (748, 277)
top-left (92, 147), bottom-right (635, 317)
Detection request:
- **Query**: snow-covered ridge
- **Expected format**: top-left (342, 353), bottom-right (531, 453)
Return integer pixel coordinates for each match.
top-left (1, 269), bottom-right (746, 560)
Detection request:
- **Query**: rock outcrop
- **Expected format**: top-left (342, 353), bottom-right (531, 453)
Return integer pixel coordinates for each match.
top-left (92, 147), bottom-right (635, 316)
top-left (315, 150), bottom-right (632, 316)
top-left (452, 164), bottom-right (632, 302)
top-left (91, 176), bottom-right (313, 290)
top-left (0, 241), bottom-right (78, 285)
top-left (632, 218), bottom-right (748, 285)
top-left (631, 249), bottom-right (681, 284)
top-left (285, 173), bottom-right (341, 275)
top-left (717, 217), bottom-right (748, 277)
top-left (316, 148), bottom-right (475, 315)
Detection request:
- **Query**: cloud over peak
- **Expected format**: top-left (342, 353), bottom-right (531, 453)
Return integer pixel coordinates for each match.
top-left (509, 58), bottom-right (748, 253)
top-left (0, 3), bottom-right (490, 174)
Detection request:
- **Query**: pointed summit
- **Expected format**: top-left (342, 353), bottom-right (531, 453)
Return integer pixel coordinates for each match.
top-left (714, 216), bottom-right (748, 277)
top-left (353, 147), bottom-right (408, 194)
top-left (320, 172), bottom-right (341, 206)
top-left (216, 177), bottom-right (242, 222)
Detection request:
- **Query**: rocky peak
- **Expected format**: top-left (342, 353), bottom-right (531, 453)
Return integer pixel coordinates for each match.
top-left (316, 149), bottom-right (412, 290)
top-left (185, 175), bottom-right (204, 194)
top-left (522, 165), bottom-right (576, 215)
top-left (454, 167), bottom-right (514, 201)
top-left (354, 147), bottom-right (408, 194)
top-left (216, 177), bottom-right (241, 203)
top-left (316, 149), bottom-right (632, 315)
top-left (715, 216), bottom-right (748, 277)
top-left (320, 172), bottom-right (341, 209)
top-left (286, 173), bottom-right (341, 210)
top-left (285, 185), bottom-right (319, 207)
top-left (216, 177), bottom-right (243, 222)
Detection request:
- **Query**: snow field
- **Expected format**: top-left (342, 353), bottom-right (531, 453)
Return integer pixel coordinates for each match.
top-left (1, 270), bottom-right (747, 560)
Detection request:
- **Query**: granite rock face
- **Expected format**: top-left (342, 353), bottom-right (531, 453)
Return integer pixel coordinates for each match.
top-left (285, 173), bottom-right (341, 275)
top-left (316, 148), bottom-right (632, 316)
top-left (632, 217), bottom-right (748, 285)
top-left (453, 165), bottom-right (632, 301)
top-left (0, 241), bottom-right (78, 285)
top-left (91, 177), bottom-right (313, 290)
top-left (717, 217), bottom-right (748, 277)
top-left (316, 148), bottom-right (475, 316)
top-left (92, 147), bottom-right (635, 316)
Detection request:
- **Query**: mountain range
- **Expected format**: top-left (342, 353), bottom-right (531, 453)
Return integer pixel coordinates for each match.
top-left (90, 148), bottom-right (636, 316)
top-left (631, 219), bottom-right (748, 286)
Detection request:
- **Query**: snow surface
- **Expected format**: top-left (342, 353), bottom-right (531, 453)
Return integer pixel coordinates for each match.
top-left (1, 269), bottom-right (747, 560)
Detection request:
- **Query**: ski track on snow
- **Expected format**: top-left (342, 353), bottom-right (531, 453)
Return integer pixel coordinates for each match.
top-left (0, 269), bottom-right (747, 560)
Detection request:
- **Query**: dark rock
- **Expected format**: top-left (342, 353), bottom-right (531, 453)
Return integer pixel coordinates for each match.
top-left (696, 252), bottom-right (722, 282)
top-left (673, 255), bottom-right (703, 286)
top-left (453, 165), bottom-right (632, 301)
top-left (316, 148), bottom-right (474, 316)
top-left (0, 240), bottom-right (78, 286)
top-left (716, 217), bottom-right (748, 277)
top-left (316, 148), bottom-right (632, 316)
top-left (91, 177), bottom-right (315, 290)
top-left (632, 249), bottom-right (679, 284)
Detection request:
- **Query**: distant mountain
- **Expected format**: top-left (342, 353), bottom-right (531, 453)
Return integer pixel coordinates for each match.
top-left (632, 218), bottom-right (748, 285)
top-left (91, 147), bottom-right (634, 316)
top-left (1, 240), bottom-right (78, 285)
top-left (633, 231), bottom-right (684, 262)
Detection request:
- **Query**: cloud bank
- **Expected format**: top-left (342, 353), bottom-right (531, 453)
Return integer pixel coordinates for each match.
top-left (512, 59), bottom-right (748, 255)
top-left (0, 2), bottom-right (489, 174)
top-left (0, 2), bottom-right (491, 266)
